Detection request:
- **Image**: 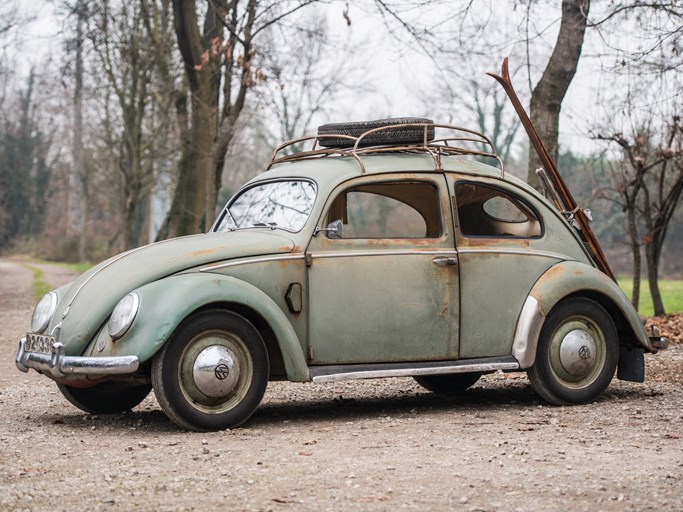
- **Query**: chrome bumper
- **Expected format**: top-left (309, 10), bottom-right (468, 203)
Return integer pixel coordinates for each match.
top-left (648, 325), bottom-right (669, 352)
top-left (16, 337), bottom-right (140, 379)
top-left (650, 336), bottom-right (668, 351)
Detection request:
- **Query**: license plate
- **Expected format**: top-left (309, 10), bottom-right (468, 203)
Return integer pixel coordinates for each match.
top-left (25, 333), bottom-right (56, 354)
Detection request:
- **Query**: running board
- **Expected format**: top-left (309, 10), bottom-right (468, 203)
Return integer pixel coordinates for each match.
top-left (309, 356), bottom-right (520, 383)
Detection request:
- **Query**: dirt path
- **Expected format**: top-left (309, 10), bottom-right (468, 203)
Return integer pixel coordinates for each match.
top-left (0, 258), bottom-right (681, 511)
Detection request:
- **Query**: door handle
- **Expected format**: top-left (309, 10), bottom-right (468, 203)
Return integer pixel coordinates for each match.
top-left (432, 256), bottom-right (458, 267)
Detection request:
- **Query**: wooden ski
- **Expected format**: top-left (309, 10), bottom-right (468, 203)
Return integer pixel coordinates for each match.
top-left (487, 58), bottom-right (616, 281)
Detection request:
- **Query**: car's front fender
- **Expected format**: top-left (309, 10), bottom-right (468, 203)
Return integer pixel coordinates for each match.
top-left (90, 273), bottom-right (309, 381)
top-left (512, 260), bottom-right (652, 368)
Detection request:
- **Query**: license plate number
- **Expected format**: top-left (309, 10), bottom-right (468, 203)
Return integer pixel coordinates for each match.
top-left (25, 333), bottom-right (56, 354)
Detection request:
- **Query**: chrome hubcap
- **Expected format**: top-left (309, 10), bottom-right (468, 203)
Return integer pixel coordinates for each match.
top-left (192, 345), bottom-right (241, 398)
top-left (559, 329), bottom-right (596, 377)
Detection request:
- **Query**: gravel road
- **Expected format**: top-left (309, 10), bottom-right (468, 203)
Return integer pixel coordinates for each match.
top-left (0, 258), bottom-right (681, 511)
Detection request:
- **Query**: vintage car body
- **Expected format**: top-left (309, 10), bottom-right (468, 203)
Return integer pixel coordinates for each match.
top-left (17, 119), bottom-right (666, 431)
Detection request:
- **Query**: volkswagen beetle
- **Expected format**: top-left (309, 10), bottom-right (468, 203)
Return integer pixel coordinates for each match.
top-left (16, 118), bottom-right (667, 431)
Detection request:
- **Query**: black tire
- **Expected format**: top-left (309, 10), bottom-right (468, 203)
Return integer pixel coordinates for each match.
top-left (57, 382), bottom-right (152, 414)
top-left (528, 297), bottom-right (618, 405)
top-left (151, 310), bottom-right (269, 431)
top-left (414, 372), bottom-right (482, 394)
top-left (317, 117), bottom-right (434, 148)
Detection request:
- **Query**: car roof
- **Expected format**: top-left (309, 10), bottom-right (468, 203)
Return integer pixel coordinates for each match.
top-left (251, 153), bottom-right (534, 195)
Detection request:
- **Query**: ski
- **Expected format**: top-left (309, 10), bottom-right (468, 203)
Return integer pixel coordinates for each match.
top-left (487, 58), bottom-right (616, 281)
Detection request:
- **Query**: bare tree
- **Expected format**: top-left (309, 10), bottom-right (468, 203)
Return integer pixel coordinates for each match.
top-left (527, 0), bottom-right (590, 190)
top-left (67, 0), bottom-right (89, 261)
top-left (89, 0), bottom-right (178, 250)
top-left (466, 80), bottom-right (520, 165)
top-left (159, 0), bottom-right (318, 239)
top-left (258, 11), bottom-right (369, 152)
top-left (596, 116), bottom-right (683, 314)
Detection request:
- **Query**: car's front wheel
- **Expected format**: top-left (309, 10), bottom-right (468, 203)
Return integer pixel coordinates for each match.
top-left (527, 297), bottom-right (618, 405)
top-left (152, 309), bottom-right (268, 431)
top-left (58, 382), bottom-right (152, 414)
top-left (414, 372), bottom-right (482, 393)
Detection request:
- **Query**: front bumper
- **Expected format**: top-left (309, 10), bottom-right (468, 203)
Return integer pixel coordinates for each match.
top-left (16, 337), bottom-right (140, 380)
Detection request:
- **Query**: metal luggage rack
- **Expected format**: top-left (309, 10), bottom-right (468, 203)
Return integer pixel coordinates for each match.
top-left (268, 122), bottom-right (505, 177)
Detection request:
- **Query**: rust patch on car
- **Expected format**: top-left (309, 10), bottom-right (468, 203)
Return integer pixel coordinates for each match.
top-left (189, 248), bottom-right (221, 257)
top-left (543, 265), bottom-right (566, 279)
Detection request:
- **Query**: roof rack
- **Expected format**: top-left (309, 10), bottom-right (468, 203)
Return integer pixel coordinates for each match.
top-left (268, 122), bottom-right (504, 178)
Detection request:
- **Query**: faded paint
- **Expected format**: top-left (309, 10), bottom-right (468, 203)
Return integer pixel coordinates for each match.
top-left (27, 148), bottom-right (648, 391)
top-left (529, 260), bottom-right (651, 351)
top-left (53, 232), bottom-right (295, 357)
top-left (94, 273), bottom-right (309, 381)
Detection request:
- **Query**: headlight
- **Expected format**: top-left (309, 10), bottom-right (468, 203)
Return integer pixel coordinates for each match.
top-left (108, 293), bottom-right (140, 340)
top-left (31, 292), bottom-right (57, 333)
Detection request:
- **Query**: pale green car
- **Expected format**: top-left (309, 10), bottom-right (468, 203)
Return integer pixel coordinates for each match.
top-left (16, 119), bottom-right (666, 431)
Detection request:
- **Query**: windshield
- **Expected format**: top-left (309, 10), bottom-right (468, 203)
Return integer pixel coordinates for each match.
top-left (215, 180), bottom-right (317, 233)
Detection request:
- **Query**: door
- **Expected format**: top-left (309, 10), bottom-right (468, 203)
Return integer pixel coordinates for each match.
top-left (306, 174), bottom-right (459, 365)
top-left (449, 177), bottom-right (559, 359)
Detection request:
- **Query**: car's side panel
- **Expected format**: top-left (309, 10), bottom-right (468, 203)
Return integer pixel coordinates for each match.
top-left (210, 257), bottom-right (309, 356)
top-left (305, 173), bottom-right (460, 364)
top-left (447, 174), bottom-right (585, 359)
top-left (89, 273), bottom-right (310, 382)
top-left (457, 251), bottom-right (562, 358)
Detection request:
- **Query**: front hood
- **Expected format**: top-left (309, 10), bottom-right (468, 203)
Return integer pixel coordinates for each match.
top-left (53, 231), bottom-right (295, 354)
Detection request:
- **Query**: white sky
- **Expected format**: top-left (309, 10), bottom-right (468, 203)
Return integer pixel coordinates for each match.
top-left (9, 1), bottom-right (679, 159)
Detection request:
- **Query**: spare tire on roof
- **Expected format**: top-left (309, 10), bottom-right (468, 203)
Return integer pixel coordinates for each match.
top-left (317, 117), bottom-right (435, 148)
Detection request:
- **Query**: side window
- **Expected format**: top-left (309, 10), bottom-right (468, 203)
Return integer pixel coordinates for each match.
top-left (455, 182), bottom-right (542, 238)
top-left (328, 181), bottom-right (441, 238)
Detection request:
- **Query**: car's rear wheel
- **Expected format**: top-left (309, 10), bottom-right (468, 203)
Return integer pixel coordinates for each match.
top-left (414, 372), bottom-right (482, 393)
top-left (57, 382), bottom-right (152, 414)
top-left (152, 310), bottom-right (268, 431)
top-left (528, 297), bottom-right (618, 405)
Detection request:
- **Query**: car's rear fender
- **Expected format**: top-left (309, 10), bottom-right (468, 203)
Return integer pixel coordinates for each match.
top-left (512, 261), bottom-right (652, 368)
top-left (87, 273), bottom-right (309, 382)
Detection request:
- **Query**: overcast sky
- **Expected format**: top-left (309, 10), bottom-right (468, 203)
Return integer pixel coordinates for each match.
top-left (8, 1), bottom-right (678, 159)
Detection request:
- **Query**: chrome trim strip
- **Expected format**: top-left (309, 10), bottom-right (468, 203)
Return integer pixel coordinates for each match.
top-left (199, 254), bottom-right (306, 272)
top-left (511, 296), bottom-right (546, 368)
top-left (458, 248), bottom-right (568, 260)
top-left (67, 237), bottom-right (183, 308)
top-left (16, 337), bottom-right (139, 379)
top-left (310, 360), bottom-right (519, 383)
top-left (310, 250), bottom-right (459, 259)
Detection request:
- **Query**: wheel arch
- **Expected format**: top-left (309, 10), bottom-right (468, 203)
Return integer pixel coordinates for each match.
top-left (512, 260), bottom-right (652, 368)
top-left (190, 301), bottom-right (288, 381)
top-left (104, 273), bottom-right (310, 382)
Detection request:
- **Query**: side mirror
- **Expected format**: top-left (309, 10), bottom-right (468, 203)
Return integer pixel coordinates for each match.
top-left (314, 219), bottom-right (342, 238)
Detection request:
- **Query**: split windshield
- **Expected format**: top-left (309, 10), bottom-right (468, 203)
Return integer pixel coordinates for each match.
top-left (215, 180), bottom-right (317, 233)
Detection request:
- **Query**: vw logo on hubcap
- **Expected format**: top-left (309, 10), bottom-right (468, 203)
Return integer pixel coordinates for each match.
top-left (578, 345), bottom-right (591, 360)
top-left (559, 328), bottom-right (597, 377)
top-left (214, 363), bottom-right (230, 380)
top-left (193, 345), bottom-right (240, 397)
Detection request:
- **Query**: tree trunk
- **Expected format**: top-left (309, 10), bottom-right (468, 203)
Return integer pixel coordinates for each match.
top-left (645, 239), bottom-right (665, 315)
top-left (163, 0), bottom-right (222, 238)
top-left (626, 206), bottom-right (641, 310)
top-left (73, 0), bottom-right (87, 262)
top-left (527, 0), bottom-right (589, 190)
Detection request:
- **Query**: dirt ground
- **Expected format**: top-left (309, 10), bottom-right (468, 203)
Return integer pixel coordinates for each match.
top-left (0, 258), bottom-right (681, 512)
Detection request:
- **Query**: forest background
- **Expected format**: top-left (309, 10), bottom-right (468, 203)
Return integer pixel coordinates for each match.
top-left (0, 0), bottom-right (681, 315)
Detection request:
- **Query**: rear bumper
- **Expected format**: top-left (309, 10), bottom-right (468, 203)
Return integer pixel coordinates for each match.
top-left (650, 336), bottom-right (668, 351)
top-left (16, 337), bottom-right (139, 379)
top-left (648, 325), bottom-right (668, 352)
